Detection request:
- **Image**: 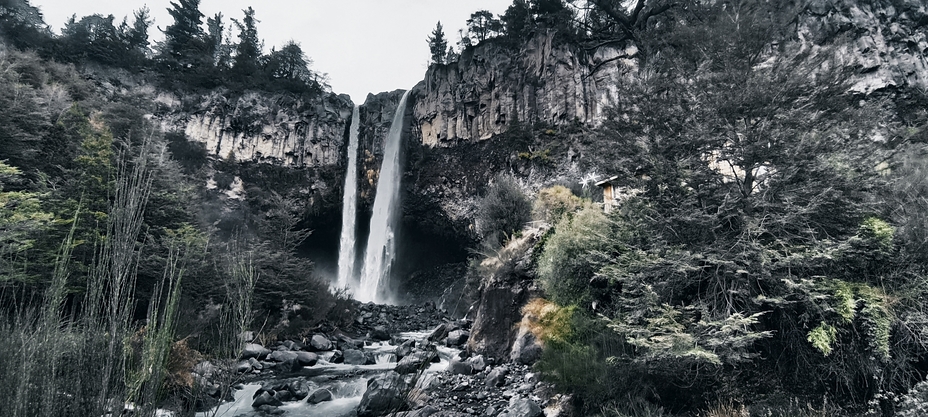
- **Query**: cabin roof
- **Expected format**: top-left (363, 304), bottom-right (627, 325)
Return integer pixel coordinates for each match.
top-left (594, 176), bottom-right (620, 187)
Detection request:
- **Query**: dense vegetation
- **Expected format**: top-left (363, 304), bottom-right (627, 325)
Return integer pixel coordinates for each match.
top-left (459, 1), bottom-right (928, 416)
top-left (0, 0), bottom-right (346, 415)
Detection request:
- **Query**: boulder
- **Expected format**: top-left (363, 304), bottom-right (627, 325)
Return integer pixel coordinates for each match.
top-left (268, 350), bottom-right (299, 363)
top-left (344, 349), bottom-right (368, 365)
top-left (241, 343), bottom-right (271, 360)
top-left (235, 360), bottom-right (253, 373)
top-left (309, 334), bottom-right (333, 351)
top-left (467, 355), bottom-right (486, 372)
top-left (371, 326), bottom-right (391, 341)
top-left (448, 356), bottom-right (473, 375)
top-left (445, 330), bottom-right (470, 347)
top-left (486, 366), bottom-right (509, 387)
top-left (394, 339), bottom-right (415, 359)
top-left (296, 351), bottom-right (319, 366)
top-left (357, 371), bottom-right (409, 417)
top-left (510, 332), bottom-right (543, 365)
top-left (394, 351), bottom-right (432, 374)
top-left (308, 389), bottom-right (333, 404)
top-left (498, 398), bottom-right (543, 417)
top-left (252, 391), bottom-right (282, 408)
top-left (288, 380), bottom-right (311, 400)
top-left (426, 323), bottom-right (449, 342)
top-left (275, 358), bottom-right (302, 373)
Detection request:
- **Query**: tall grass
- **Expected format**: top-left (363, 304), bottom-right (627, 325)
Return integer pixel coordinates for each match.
top-left (0, 139), bottom-right (188, 416)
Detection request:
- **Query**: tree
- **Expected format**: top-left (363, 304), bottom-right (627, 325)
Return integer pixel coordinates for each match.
top-left (265, 41), bottom-right (312, 82)
top-left (466, 10), bottom-right (503, 43)
top-left (162, 0), bottom-right (205, 64)
top-left (501, 0), bottom-right (532, 40)
top-left (426, 21), bottom-right (447, 65)
top-left (231, 7), bottom-right (261, 77)
top-left (206, 12), bottom-right (230, 67)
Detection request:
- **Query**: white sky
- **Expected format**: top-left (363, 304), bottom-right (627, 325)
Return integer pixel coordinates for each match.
top-left (30, 0), bottom-right (513, 104)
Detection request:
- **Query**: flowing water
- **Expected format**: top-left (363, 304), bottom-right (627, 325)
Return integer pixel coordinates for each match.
top-left (336, 106), bottom-right (361, 290)
top-left (196, 331), bottom-right (456, 417)
top-left (357, 91), bottom-right (411, 304)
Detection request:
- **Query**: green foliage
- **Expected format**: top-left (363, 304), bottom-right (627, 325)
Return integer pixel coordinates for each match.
top-left (466, 10), bottom-right (503, 43)
top-left (533, 185), bottom-right (582, 223)
top-left (427, 21), bottom-right (448, 65)
top-left (476, 174), bottom-right (532, 246)
top-left (807, 322), bottom-right (838, 356)
top-left (231, 7), bottom-right (260, 78)
top-left (537, 205), bottom-right (614, 306)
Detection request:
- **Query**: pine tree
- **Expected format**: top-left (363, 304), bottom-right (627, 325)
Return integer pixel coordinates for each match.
top-left (162, 0), bottom-right (205, 62)
top-left (232, 7), bottom-right (261, 77)
top-left (426, 21), bottom-right (447, 65)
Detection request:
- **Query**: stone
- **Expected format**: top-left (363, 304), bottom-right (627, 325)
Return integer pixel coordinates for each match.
top-left (309, 334), bottom-right (333, 351)
top-left (330, 350), bottom-right (345, 363)
top-left (268, 350), bottom-right (298, 363)
top-left (394, 351), bottom-right (432, 374)
top-left (445, 330), bottom-right (470, 347)
top-left (240, 343), bottom-right (270, 360)
top-left (371, 326), bottom-right (391, 341)
top-left (486, 366), bottom-right (509, 387)
top-left (275, 358), bottom-right (301, 373)
top-left (344, 349), bottom-right (367, 365)
top-left (395, 339), bottom-right (415, 359)
top-left (288, 380), bottom-right (311, 400)
top-left (426, 323), bottom-right (449, 342)
top-left (235, 360), bottom-right (252, 373)
top-left (449, 356), bottom-right (473, 375)
top-left (357, 371), bottom-right (409, 417)
top-left (498, 398), bottom-right (543, 417)
top-left (467, 355), bottom-right (486, 372)
top-left (510, 332), bottom-right (543, 365)
top-left (308, 389), bottom-right (333, 404)
top-left (252, 391), bottom-right (282, 408)
top-left (295, 351), bottom-right (319, 366)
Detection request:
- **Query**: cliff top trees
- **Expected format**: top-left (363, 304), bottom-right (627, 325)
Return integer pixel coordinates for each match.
top-left (427, 21), bottom-right (448, 65)
top-left (231, 7), bottom-right (261, 77)
top-left (467, 10), bottom-right (503, 43)
top-left (162, 0), bottom-right (206, 65)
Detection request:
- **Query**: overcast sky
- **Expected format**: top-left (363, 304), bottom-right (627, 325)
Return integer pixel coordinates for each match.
top-left (30, 0), bottom-right (513, 104)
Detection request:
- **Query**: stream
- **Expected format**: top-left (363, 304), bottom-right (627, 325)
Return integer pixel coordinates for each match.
top-left (197, 331), bottom-right (460, 417)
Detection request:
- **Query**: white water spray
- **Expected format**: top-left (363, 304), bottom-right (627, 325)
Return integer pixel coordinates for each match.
top-left (357, 91), bottom-right (410, 303)
top-left (336, 106), bottom-right (361, 290)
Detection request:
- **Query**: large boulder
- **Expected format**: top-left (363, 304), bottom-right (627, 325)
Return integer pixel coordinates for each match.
top-left (371, 326), bottom-right (391, 341)
top-left (444, 330), bottom-right (470, 347)
top-left (268, 350), bottom-right (299, 363)
top-left (344, 349), bottom-right (369, 365)
top-left (308, 389), bottom-right (334, 404)
top-left (394, 351), bottom-right (432, 374)
top-left (252, 391), bottom-right (282, 408)
top-left (309, 334), bottom-right (333, 351)
top-left (510, 332), bottom-right (543, 365)
top-left (295, 351), bottom-right (319, 366)
top-left (448, 356), bottom-right (473, 375)
top-left (498, 398), bottom-right (543, 417)
top-left (486, 366), bottom-right (509, 387)
top-left (240, 343), bottom-right (271, 360)
top-left (357, 371), bottom-right (409, 417)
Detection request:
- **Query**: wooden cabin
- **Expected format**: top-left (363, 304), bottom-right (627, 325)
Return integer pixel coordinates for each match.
top-left (595, 176), bottom-right (620, 213)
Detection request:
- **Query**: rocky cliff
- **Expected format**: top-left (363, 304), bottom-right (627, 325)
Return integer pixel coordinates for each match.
top-left (158, 89), bottom-right (354, 168)
top-left (410, 29), bottom-right (634, 147)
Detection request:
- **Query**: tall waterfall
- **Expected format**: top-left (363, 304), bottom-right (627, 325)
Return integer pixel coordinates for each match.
top-left (336, 106), bottom-right (361, 290)
top-left (357, 91), bottom-right (410, 304)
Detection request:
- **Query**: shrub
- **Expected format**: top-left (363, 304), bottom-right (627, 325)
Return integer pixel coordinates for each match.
top-left (537, 205), bottom-right (613, 306)
top-left (476, 174), bottom-right (531, 246)
top-left (533, 185), bottom-right (582, 223)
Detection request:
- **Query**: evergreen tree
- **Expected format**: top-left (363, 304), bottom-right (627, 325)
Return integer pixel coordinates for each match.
top-left (231, 7), bottom-right (261, 77)
top-left (426, 21), bottom-right (447, 65)
top-left (162, 0), bottom-right (205, 63)
top-left (501, 0), bottom-right (532, 40)
top-left (467, 10), bottom-right (503, 43)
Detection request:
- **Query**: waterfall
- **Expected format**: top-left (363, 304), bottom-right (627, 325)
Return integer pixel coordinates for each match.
top-left (357, 91), bottom-right (410, 304)
top-left (336, 106), bottom-right (361, 290)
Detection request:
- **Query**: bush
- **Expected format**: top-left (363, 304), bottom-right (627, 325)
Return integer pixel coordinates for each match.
top-left (533, 185), bottom-right (582, 223)
top-left (537, 205), bottom-right (613, 306)
top-left (476, 174), bottom-right (531, 246)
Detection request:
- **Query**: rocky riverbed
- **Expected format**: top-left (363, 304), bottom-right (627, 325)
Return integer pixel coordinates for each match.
top-left (187, 301), bottom-right (567, 417)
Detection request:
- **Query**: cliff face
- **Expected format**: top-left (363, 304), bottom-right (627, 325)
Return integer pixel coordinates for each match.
top-left (410, 30), bottom-right (634, 147)
top-left (159, 90), bottom-right (353, 168)
top-left (802, 0), bottom-right (928, 93)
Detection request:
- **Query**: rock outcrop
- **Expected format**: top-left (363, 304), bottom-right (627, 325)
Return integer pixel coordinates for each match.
top-left (159, 90), bottom-right (353, 167)
top-left (410, 30), bottom-right (633, 147)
